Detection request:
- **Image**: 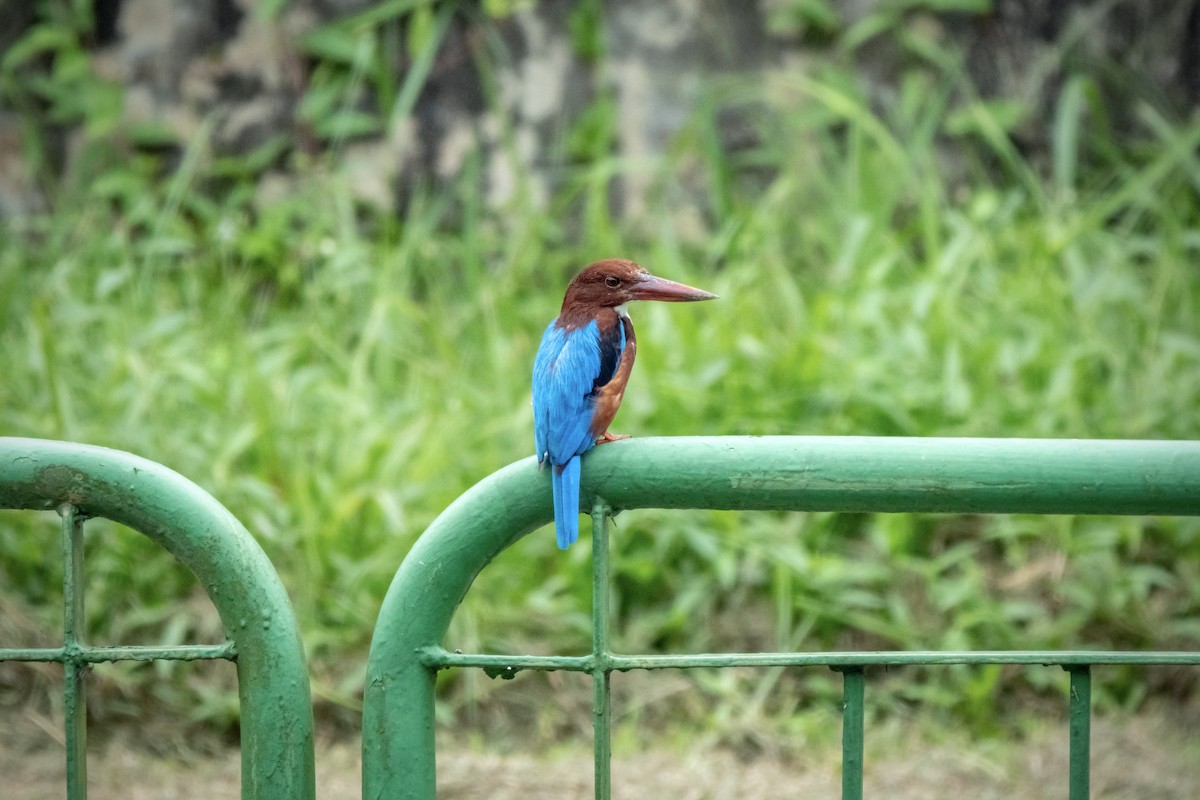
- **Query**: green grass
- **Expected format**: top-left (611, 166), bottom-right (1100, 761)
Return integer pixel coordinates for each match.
top-left (2, 65), bottom-right (1200, 740)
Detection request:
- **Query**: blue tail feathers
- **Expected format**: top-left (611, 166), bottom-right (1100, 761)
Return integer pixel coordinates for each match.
top-left (552, 457), bottom-right (582, 549)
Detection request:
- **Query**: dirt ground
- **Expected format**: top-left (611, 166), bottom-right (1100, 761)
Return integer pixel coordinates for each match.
top-left (3, 707), bottom-right (1199, 799)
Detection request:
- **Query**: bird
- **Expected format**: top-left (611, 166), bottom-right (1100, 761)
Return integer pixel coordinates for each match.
top-left (532, 258), bottom-right (716, 549)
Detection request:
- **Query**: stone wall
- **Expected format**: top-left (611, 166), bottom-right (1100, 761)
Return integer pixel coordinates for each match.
top-left (1, 0), bottom-right (1197, 216)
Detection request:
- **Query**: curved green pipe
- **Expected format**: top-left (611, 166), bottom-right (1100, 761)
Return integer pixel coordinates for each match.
top-left (363, 435), bottom-right (1200, 799)
top-left (0, 438), bottom-right (315, 800)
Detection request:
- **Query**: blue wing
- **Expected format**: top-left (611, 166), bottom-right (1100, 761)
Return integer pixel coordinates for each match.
top-left (532, 318), bottom-right (626, 549)
top-left (533, 319), bottom-right (618, 465)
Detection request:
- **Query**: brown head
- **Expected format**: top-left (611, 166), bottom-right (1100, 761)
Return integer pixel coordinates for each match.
top-left (559, 259), bottom-right (716, 319)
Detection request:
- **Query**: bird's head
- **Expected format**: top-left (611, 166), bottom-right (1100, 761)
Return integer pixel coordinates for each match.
top-left (562, 259), bottom-right (717, 312)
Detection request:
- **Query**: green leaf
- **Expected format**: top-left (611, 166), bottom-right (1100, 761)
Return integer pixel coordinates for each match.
top-left (568, 0), bottom-right (604, 60)
top-left (339, 0), bottom-right (437, 31)
top-left (767, 0), bottom-right (840, 38)
top-left (315, 109), bottom-right (382, 139)
top-left (302, 25), bottom-right (372, 66)
top-left (482, 0), bottom-right (534, 17)
top-left (943, 98), bottom-right (1026, 136)
top-left (1052, 75), bottom-right (1091, 193)
top-left (840, 8), bottom-right (901, 51)
top-left (1, 24), bottom-right (75, 73)
top-left (126, 120), bottom-right (180, 148)
top-left (388, 2), bottom-right (455, 127)
top-left (912, 0), bottom-right (992, 12)
top-left (405, 4), bottom-right (436, 55)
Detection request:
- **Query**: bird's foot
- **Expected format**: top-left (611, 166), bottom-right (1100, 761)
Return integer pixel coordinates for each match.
top-left (597, 431), bottom-right (631, 445)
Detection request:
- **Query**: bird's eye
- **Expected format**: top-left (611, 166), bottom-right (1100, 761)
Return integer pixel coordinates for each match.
top-left (604, 276), bottom-right (621, 288)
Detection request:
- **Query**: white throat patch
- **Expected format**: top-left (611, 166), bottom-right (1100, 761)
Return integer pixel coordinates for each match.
top-left (614, 303), bottom-right (630, 319)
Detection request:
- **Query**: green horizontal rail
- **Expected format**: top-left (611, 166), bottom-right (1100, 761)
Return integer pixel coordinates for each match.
top-left (581, 436), bottom-right (1200, 516)
top-left (0, 643), bottom-right (237, 662)
top-left (363, 435), bottom-right (1200, 800)
top-left (421, 649), bottom-right (1200, 671)
top-left (0, 438), bottom-right (315, 800)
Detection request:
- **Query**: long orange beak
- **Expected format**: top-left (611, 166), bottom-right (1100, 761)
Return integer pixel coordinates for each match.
top-left (629, 273), bottom-right (718, 302)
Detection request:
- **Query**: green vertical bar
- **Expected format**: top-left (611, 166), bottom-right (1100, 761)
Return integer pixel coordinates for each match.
top-left (60, 504), bottom-right (88, 799)
top-left (1068, 666), bottom-right (1091, 800)
top-left (840, 667), bottom-right (864, 800)
top-left (591, 502), bottom-right (612, 800)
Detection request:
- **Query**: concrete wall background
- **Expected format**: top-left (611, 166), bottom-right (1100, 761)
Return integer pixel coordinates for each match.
top-left (1, 0), bottom-right (1197, 217)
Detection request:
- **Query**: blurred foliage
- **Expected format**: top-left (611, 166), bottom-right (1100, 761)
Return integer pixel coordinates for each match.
top-left (2, 0), bottom-right (1200, 747)
top-left (295, 0), bottom-right (455, 143)
top-left (0, 0), bottom-right (123, 204)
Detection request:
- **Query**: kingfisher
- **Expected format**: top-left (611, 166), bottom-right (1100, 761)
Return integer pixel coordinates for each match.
top-left (532, 259), bottom-right (717, 549)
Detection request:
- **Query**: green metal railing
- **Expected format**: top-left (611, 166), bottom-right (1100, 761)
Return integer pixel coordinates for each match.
top-left (363, 436), bottom-right (1200, 800)
top-left (0, 438), bottom-right (316, 800)
top-left (4, 436), bottom-right (1199, 798)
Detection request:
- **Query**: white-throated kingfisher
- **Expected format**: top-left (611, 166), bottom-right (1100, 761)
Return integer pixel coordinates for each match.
top-left (532, 259), bottom-right (716, 549)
